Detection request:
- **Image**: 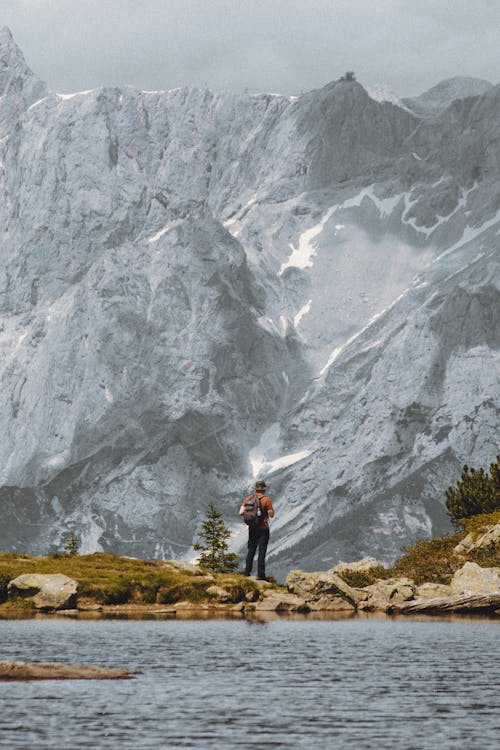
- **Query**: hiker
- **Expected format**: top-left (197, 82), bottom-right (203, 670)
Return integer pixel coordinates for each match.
top-left (239, 480), bottom-right (275, 580)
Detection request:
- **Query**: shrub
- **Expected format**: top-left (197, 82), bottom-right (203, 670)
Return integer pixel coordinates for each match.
top-left (445, 457), bottom-right (500, 524)
top-left (337, 566), bottom-right (391, 589)
top-left (391, 535), bottom-right (461, 585)
top-left (469, 541), bottom-right (500, 568)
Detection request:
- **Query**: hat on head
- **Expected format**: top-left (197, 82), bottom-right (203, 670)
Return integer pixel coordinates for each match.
top-left (255, 480), bottom-right (268, 491)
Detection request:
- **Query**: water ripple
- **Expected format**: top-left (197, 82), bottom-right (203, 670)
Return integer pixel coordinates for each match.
top-left (0, 619), bottom-right (499, 749)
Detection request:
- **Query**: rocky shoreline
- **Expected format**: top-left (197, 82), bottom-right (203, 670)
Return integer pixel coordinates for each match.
top-left (1, 517), bottom-right (499, 619)
top-left (284, 559), bottom-right (500, 616)
top-left (2, 558), bottom-right (499, 620)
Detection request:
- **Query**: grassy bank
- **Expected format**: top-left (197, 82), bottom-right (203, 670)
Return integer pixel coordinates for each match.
top-left (0, 553), bottom-right (263, 608)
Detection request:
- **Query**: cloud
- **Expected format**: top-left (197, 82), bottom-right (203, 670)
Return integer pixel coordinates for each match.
top-left (1, 0), bottom-right (498, 95)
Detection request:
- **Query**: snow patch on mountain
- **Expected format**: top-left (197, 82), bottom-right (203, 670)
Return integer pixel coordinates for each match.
top-left (279, 206), bottom-right (336, 274)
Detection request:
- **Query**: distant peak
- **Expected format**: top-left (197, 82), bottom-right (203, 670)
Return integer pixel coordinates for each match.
top-left (417, 76), bottom-right (494, 102)
top-left (403, 76), bottom-right (494, 117)
top-left (0, 25), bottom-right (48, 104)
top-left (0, 26), bottom-right (23, 59)
top-left (0, 26), bottom-right (14, 41)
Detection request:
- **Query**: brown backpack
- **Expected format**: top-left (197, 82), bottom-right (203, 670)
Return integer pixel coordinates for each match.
top-left (242, 493), bottom-right (263, 527)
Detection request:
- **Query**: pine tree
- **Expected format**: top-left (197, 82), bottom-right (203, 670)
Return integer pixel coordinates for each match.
top-left (193, 503), bottom-right (239, 573)
top-left (445, 456), bottom-right (500, 524)
top-left (63, 531), bottom-right (80, 556)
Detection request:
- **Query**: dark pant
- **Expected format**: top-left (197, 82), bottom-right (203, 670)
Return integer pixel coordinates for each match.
top-left (245, 527), bottom-right (270, 579)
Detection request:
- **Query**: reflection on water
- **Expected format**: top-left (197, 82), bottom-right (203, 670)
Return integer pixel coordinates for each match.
top-left (1, 618), bottom-right (499, 749)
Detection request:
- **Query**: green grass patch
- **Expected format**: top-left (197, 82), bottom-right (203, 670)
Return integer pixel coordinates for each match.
top-left (157, 580), bottom-right (212, 605)
top-left (0, 553), bottom-right (263, 606)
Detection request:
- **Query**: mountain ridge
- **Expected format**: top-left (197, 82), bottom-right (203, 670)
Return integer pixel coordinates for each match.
top-left (0, 30), bottom-right (498, 576)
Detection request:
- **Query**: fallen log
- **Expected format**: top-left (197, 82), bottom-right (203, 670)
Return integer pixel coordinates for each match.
top-left (0, 661), bottom-right (139, 680)
top-left (393, 593), bottom-right (500, 615)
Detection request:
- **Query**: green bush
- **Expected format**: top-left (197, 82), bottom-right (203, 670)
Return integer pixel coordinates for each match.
top-left (445, 457), bottom-right (500, 524)
top-left (391, 535), bottom-right (461, 585)
top-left (337, 566), bottom-right (391, 589)
top-left (470, 540), bottom-right (500, 568)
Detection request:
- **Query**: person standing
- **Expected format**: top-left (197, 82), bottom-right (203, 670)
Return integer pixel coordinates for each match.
top-left (240, 480), bottom-right (275, 580)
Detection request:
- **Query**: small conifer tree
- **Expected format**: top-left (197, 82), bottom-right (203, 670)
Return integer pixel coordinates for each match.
top-left (193, 503), bottom-right (239, 573)
top-left (63, 531), bottom-right (80, 557)
top-left (445, 456), bottom-right (500, 524)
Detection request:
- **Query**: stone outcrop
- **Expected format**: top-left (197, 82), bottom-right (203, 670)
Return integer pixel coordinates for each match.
top-left (285, 570), bottom-right (364, 612)
top-left (390, 563), bottom-right (500, 614)
top-left (416, 582), bottom-right (452, 599)
top-left (8, 573), bottom-right (78, 610)
top-left (454, 521), bottom-right (500, 555)
top-left (253, 589), bottom-right (310, 613)
top-left (286, 569), bottom-right (364, 609)
top-left (357, 577), bottom-right (416, 611)
top-left (0, 661), bottom-right (137, 680)
top-left (284, 560), bottom-right (500, 616)
top-left (449, 562), bottom-right (500, 595)
top-left (395, 593), bottom-right (500, 615)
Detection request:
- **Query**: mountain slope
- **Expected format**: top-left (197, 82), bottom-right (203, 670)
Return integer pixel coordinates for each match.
top-left (0, 30), bottom-right (498, 571)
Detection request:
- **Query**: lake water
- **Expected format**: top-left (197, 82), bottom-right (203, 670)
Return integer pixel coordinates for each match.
top-left (0, 616), bottom-right (499, 749)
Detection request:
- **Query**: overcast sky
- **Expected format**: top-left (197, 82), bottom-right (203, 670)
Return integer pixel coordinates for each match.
top-left (2, 0), bottom-right (499, 97)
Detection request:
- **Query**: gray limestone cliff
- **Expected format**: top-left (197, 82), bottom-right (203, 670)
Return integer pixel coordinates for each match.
top-left (0, 30), bottom-right (498, 574)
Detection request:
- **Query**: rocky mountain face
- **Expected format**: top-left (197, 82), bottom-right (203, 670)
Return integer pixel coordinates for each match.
top-left (0, 29), bottom-right (498, 576)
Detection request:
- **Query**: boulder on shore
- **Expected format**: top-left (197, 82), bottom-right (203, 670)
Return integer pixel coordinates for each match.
top-left (450, 562), bottom-right (500, 595)
top-left (357, 577), bottom-right (416, 611)
top-left (395, 593), bottom-right (500, 615)
top-left (8, 574), bottom-right (78, 611)
top-left (0, 661), bottom-right (138, 680)
top-left (416, 582), bottom-right (452, 599)
top-left (253, 590), bottom-right (310, 613)
top-left (286, 569), bottom-right (363, 608)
